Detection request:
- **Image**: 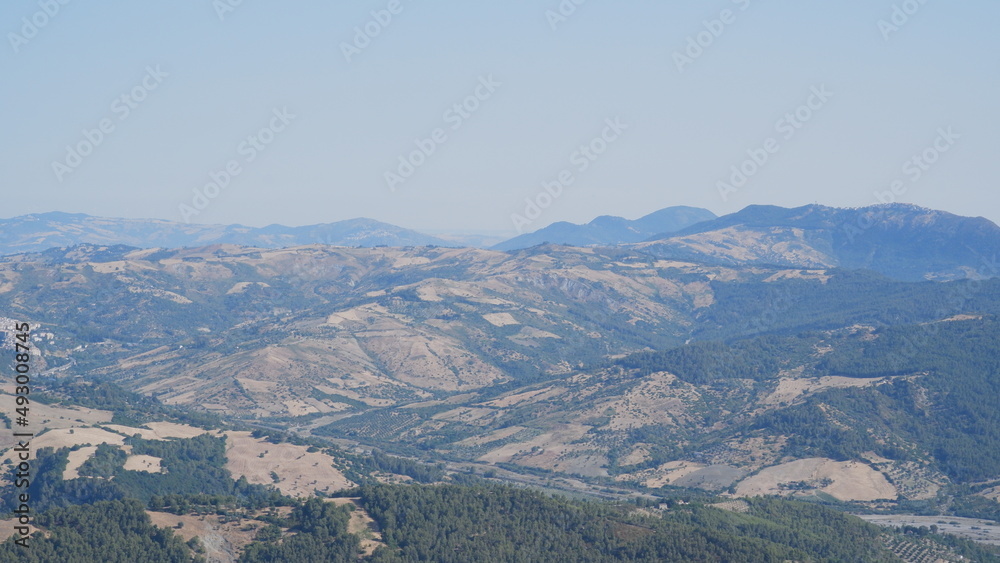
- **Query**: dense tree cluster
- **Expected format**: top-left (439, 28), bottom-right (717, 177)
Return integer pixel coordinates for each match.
top-left (0, 500), bottom-right (196, 562)
top-left (695, 274), bottom-right (1000, 341)
top-left (3, 478), bottom-right (999, 562)
top-left (239, 498), bottom-right (359, 562)
top-left (356, 484), bottom-right (904, 562)
top-left (618, 335), bottom-right (816, 384)
top-left (77, 443), bottom-right (127, 478)
top-left (760, 319), bottom-right (1000, 482)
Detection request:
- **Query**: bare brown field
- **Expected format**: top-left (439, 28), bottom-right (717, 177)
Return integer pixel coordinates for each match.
top-left (327, 497), bottom-right (385, 556)
top-left (0, 519), bottom-right (26, 542)
top-left (476, 423), bottom-right (609, 477)
top-left (63, 445), bottom-right (98, 479)
top-left (618, 445), bottom-right (652, 467)
top-left (0, 427), bottom-right (127, 485)
top-left (762, 269), bottom-right (831, 283)
top-left (146, 421), bottom-right (215, 439)
top-left (0, 392), bottom-right (113, 454)
top-left (1, 427), bottom-right (125, 469)
top-left (929, 314), bottom-right (983, 323)
top-left (225, 281), bottom-right (269, 294)
top-left (0, 419), bottom-right (215, 485)
top-left (735, 458), bottom-right (897, 501)
top-left (147, 510), bottom-right (284, 563)
top-left (618, 461), bottom-right (722, 489)
top-left (102, 421), bottom-right (214, 440)
top-left (482, 312), bottom-right (519, 326)
top-left (762, 376), bottom-right (887, 407)
top-left (281, 398), bottom-right (324, 416)
top-left (980, 486), bottom-right (1000, 502)
top-left (224, 431), bottom-right (353, 497)
top-left (123, 454), bottom-right (163, 473)
top-left (511, 326), bottom-right (561, 340)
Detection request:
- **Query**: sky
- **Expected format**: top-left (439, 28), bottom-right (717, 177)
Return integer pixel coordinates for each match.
top-left (2, 1), bottom-right (998, 236)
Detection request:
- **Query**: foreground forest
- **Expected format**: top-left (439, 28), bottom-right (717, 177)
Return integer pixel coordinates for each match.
top-left (4, 484), bottom-right (998, 562)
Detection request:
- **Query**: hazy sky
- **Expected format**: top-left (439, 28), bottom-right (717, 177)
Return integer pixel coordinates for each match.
top-left (2, 1), bottom-right (998, 235)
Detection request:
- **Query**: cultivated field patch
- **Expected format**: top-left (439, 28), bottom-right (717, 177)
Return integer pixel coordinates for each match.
top-left (735, 458), bottom-right (897, 501)
top-left (223, 431), bottom-right (353, 497)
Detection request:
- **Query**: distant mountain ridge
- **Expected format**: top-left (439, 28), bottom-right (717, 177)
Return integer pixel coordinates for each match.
top-left (492, 206), bottom-right (717, 251)
top-left (0, 212), bottom-right (458, 255)
top-left (5, 205), bottom-right (999, 283)
top-left (636, 204), bottom-right (1000, 281)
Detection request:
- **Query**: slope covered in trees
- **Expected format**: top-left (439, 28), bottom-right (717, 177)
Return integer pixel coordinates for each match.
top-left (0, 500), bottom-right (196, 563)
top-left (357, 484), bottom-right (899, 562)
top-left (9, 483), bottom-right (992, 562)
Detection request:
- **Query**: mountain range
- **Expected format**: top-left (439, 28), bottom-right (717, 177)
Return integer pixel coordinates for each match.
top-left (0, 207), bottom-right (720, 256)
top-left (5, 204), bottom-right (999, 284)
top-left (4, 202), bottom-right (1000, 559)
top-left (491, 205), bottom-right (718, 250)
top-left (0, 212), bottom-right (458, 255)
top-left (637, 204), bottom-right (1000, 281)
